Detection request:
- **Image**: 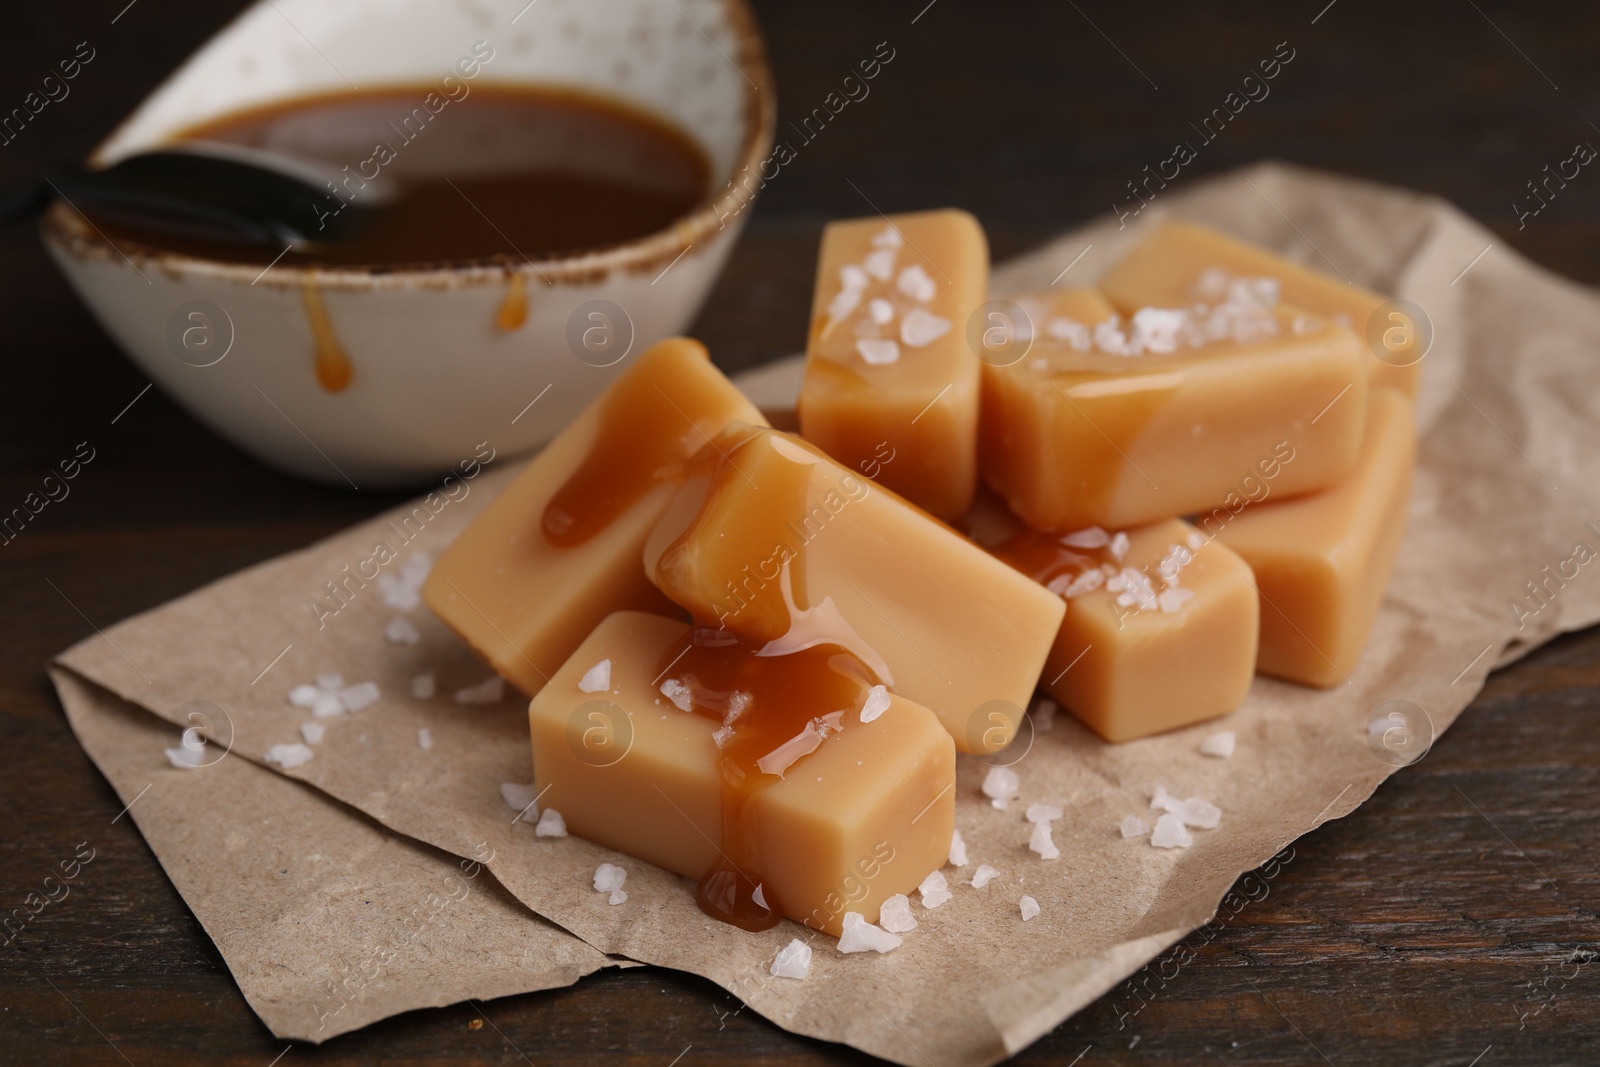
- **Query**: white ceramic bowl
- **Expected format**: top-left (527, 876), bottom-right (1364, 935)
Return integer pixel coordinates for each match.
top-left (44, 0), bottom-right (773, 488)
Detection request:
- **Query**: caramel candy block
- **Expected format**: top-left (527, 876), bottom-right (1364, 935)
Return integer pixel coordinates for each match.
top-left (979, 284), bottom-right (1367, 531)
top-left (995, 518), bottom-right (1258, 743)
top-left (1099, 220), bottom-right (1421, 398)
top-left (798, 209), bottom-right (988, 520)
top-left (527, 611), bottom-right (954, 937)
top-left (424, 338), bottom-right (764, 696)
top-left (1216, 388), bottom-right (1415, 687)
top-left (644, 426), bottom-right (1064, 754)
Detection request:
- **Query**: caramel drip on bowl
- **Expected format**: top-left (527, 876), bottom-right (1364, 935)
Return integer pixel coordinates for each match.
top-left (301, 282), bottom-right (353, 393)
top-left (496, 273), bottom-right (528, 331)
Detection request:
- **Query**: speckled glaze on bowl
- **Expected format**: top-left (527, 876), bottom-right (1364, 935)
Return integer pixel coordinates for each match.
top-left (43, 0), bottom-right (773, 488)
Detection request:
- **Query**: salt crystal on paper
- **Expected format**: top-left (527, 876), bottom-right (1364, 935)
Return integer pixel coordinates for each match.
top-left (660, 678), bottom-right (693, 712)
top-left (593, 862), bottom-right (628, 905)
top-left (863, 247), bottom-right (896, 281)
top-left (900, 307), bottom-right (952, 348)
top-left (384, 616), bottom-right (421, 645)
top-left (1029, 821), bottom-right (1060, 860)
top-left (856, 338), bottom-right (900, 365)
top-left (163, 744), bottom-right (204, 770)
top-left (1019, 895), bottom-right (1041, 922)
top-left (877, 893), bottom-right (918, 933)
top-left (1120, 815), bottom-right (1151, 838)
top-left (417, 727), bottom-right (433, 750)
top-left (312, 693), bottom-right (345, 719)
top-left (578, 659), bottom-right (612, 693)
top-left (837, 911), bottom-right (902, 953)
top-left (948, 829), bottom-right (968, 867)
top-left (770, 938), bottom-right (812, 979)
top-left (315, 672), bottom-right (343, 692)
top-left (288, 684), bottom-right (320, 709)
top-left (1150, 784), bottom-right (1178, 812)
top-left (896, 263), bottom-right (936, 302)
top-left (918, 870), bottom-right (952, 908)
top-left (1061, 526), bottom-right (1110, 549)
top-left (859, 684), bottom-right (891, 723)
top-left (1151, 812), bottom-right (1193, 849)
top-left (411, 672), bottom-right (435, 700)
top-left (1200, 731), bottom-right (1236, 758)
top-left (971, 864), bottom-right (999, 889)
top-left (264, 743), bottom-right (314, 769)
top-left (1025, 803), bottom-right (1063, 824)
top-left (377, 573), bottom-right (421, 611)
top-left (868, 297), bottom-right (895, 324)
top-left (981, 766), bottom-right (1020, 810)
top-left (1173, 796), bottom-right (1222, 829)
top-left (501, 781), bottom-right (539, 821)
top-left (455, 675), bottom-right (505, 706)
top-left (300, 721), bottom-right (325, 746)
top-left (338, 682), bottom-right (380, 712)
top-left (535, 808), bottom-right (567, 838)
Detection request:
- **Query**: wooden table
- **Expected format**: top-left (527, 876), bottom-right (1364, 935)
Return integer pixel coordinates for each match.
top-left (3, 1), bottom-right (1597, 1062)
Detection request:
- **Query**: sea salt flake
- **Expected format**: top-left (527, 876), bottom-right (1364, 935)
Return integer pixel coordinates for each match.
top-left (981, 766), bottom-right (1020, 810)
top-left (828, 286), bottom-right (862, 322)
top-left (1025, 803), bottom-right (1063, 824)
top-left (1061, 526), bottom-right (1111, 549)
top-left (901, 308), bottom-right (952, 348)
top-left (863, 247), bottom-right (896, 281)
top-left (578, 659), bottom-right (612, 693)
top-left (1186, 530), bottom-right (1206, 551)
top-left (312, 693), bottom-right (345, 719)
top-left (1200, 731), bottom-right (1236, 758)
top-left (1051, 568), bottom-right (1104, 598)
top-left (500, 781), bottom-right (539, 821)
top-left (660, 678), bottom-right (694, 712)
top-left (1120, 815), bottom-right (1151, 838)
top-left (417, 727), bottom-right (433, 750)
top-left (840, 263), bottom-right (869, 291)
top-left (455, 675), bottom-right (505, 706)
top-left (315, 672), bottom-right (344, 692)
top-left (338, 681), bottom-right (380, 712)
top-left (535, 808), bottom-right (568, 838)
top-left (856, 338), bottom-right (901, 365)
top-left (1173, 796), bottom-right (1222, 829)
top-left (1029, 821), bottom-right (1060, 860)
top-left (300, 721), bottom-right (325, 746)
top-left (770, 938), bottom-right (812, 979)
top-left (1109, 531), bottom-right (1131, 563)
top-left (948, 829), bottom-right (968, 867)
top-left (593, 862), bottom-right (628, 905)
top-left (918, 870), bottom-right (952, 908)
top-left (384, 616), bottom-right (421, 645)
top-left (870, 224), bottom-right (903, 249)
top-left (377, 573), bottom-right (421, 611)
top-left (837, 912), bottom-right (902, 953)
top-left (264, 743), bottom-right (314, 770)
top-left (897, 263), bottom-right (936, 302)
top-left (868, 297), bottom-right (895, 324)
top-left (1158, 588), bottom-right (1196, 613)
top-left (1019, 895), bottom-right (1041, 922)
top-left (411, 672), bottom-right (435, 700)
top-left (288, 684), bottom-right (320, 708)
top-left (878, 893), bottom-right (918, 933)
top-left (859, 684), bottom-right (891, 723)
top-left (1151, 812), bottom-right (1193, 849)
top-left (971, 864), bottom-right (999, 889)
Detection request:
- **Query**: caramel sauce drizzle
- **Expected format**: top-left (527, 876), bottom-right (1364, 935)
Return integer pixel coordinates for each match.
top-left (301, 281), bottom-right (353, 393)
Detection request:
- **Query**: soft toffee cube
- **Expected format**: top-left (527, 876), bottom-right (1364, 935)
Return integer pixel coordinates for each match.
top-left (798, 209), bottom-right (988, 520)
top-left (994, 518), bottom-right (1259, 743)
top-left (979, 285), bottom-right (1367, 531)
top-left (527, 611), bottom-right (954, 937)
top-left (643, 425), bottom-right (1064, 754)
top-left (1215, 388), bottom-right (1415, 687)
top-left (1099, 220), bottom-right (1422, 398)
top-left (424, 338), bottom-right (764, 695)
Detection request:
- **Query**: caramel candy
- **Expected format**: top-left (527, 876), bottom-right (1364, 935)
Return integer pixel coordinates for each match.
top-left (979, 285), bottom-right (1367, 531)
top-left (527, 611), bottom-right (954, 937)
top-left (644, 425), bottom-right (1064, 754)
top-left (424, 338), bottom-right (764, 695)
top-left (1215, 388), bottom-right (1415, 687)
top-left (995, 518), bottom-right (1258, 743)
top-left (798, 209), bottom-right (988, 520)
top-left (1099, 220), bottom-right (1421, 398)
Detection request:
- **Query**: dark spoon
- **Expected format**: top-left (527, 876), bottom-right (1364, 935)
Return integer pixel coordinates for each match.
top-left (1, 143), bottom-right (389, 249)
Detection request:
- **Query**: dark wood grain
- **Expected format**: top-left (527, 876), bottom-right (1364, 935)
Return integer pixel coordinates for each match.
top-left (3, 0), bottom-right (1599, 1063)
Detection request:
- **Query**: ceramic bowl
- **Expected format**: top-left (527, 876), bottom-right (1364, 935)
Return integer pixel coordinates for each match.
top-left (43, 0), bottom-right (773, 487)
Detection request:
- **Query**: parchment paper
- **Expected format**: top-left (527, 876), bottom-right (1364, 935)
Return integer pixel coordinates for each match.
top-left (53, 163), bottom-right (1600, 1065)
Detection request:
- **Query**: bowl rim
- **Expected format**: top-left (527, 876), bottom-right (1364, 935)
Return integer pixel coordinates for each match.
top-left (41, 0), bottom-right (776, 293)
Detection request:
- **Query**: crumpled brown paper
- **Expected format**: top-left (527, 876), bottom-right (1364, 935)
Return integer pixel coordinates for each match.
top-left (52, 162), bottom-right (1600, 1065)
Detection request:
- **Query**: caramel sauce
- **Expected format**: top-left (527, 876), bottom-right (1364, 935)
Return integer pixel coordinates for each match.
top-left (992, 525), bottom-right (1115, 589)
top-left (86, 84), bottom-right (709, 268)
top-left (496, 273), bottom-right (528, 331)
top-left (540, 347), bottom-right (734, 548)
top-left (301, 282), bottom-right (353, 392)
